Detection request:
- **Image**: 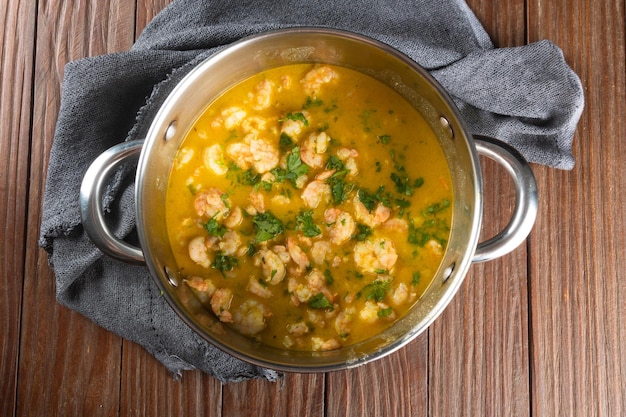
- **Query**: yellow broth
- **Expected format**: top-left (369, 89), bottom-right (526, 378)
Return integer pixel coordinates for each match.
top-left (165, 64), bottom-right (453, 351)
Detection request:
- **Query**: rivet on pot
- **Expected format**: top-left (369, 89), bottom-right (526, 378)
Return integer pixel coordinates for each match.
top-left (164, 266), bottom-right (179, 287)
top-left (164, 120), bottom-right (177, 141)
top-left (442, 263), bottom-right (455, 282)
top-left (439, 116), bottom-right (454, 139)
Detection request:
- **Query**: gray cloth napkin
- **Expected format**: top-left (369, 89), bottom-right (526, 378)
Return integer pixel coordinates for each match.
top-left (39, 0), bottom-right (584, 381)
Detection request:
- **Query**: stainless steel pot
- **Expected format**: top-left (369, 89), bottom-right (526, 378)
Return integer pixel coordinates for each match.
top-left (80, 27), bottom-right (537, 372)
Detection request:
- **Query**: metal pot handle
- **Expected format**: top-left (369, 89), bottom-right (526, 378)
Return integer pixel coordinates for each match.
top-left (472, 136), bottom-right (538, 263)
top-left (79, 140), bottom-right (145, 264)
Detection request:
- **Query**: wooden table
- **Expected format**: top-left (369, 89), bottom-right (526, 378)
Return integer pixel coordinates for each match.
top-left (2, 1), bottom-right (624, 415)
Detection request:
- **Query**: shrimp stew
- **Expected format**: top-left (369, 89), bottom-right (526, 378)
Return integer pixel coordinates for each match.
top-left (165, 63), bottom-right (453, 351)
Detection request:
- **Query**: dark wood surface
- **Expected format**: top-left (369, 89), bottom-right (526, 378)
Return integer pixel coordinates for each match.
top-left (2, 1), bottom-right (624, 415)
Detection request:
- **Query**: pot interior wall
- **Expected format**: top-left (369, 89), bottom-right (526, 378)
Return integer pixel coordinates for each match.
top-left (136, 28), bottom-right (482, 371)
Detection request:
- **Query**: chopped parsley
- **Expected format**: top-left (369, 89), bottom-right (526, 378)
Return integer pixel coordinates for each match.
top-left (326, 170), bottom-right (352, 204)
top-left (203, 215), bottom-right (227, 237)
top-left (408, 217), bottom-right (449, 247)
top-left (325, 155), bottom-right (344, 171)
top-left (296, 210), bottom-right (321, 237)
top-left (212, 253), bottom-right (239, 276)
top-left (252, 212), bottom-right (284, 242)
top-left (279, 112), bottom-right (309, 126)
top-left (308, 293), bottom-right (333, 310)
top-left (412, 271), bottom-right (421, 285)
top-left (272, 146), bottom-right (310, 187)
top-left (378, 307), bottom-right (394, 318)
top-left (324, 269), bottom-right (335, 285)
top-left (355, 223), bottom-right (372, 241)
top-left (390, 172), bottom-right (423, 196)
top-left (303, 96), bottom-right (324, 109)
top-left (423, 199), bottom-right (451, 216)
top-left (238, 168), bottom-right (261, 186)
top-left (279, 133), bottom-right (294, 152)
top-left (378, 134), bottom-right (391, 144)
top-left (357, 189), bottom-right (377, 212)
top-left (359, 280), bottom-right (391, 302)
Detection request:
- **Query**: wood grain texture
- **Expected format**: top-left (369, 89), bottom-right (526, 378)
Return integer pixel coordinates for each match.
top-left (527, 1), bottom-right (626, 415)
top-left (223, 373), bottom-right (325, 416)
top-left (326, 333), bottom-right (428, 417)
top-left (2, 0), bottom-right (625, 416)
top-left (428, 1), bottom-right (531, 416)
top-left (16, 0), bottom-right (136, 416)
top-left (0, 1), bottom-right (37, 416)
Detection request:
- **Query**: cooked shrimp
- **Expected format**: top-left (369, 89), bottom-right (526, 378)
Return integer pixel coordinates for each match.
top-left (280, 111), bottom-right (309, 138)
top-left (233, 300), bottom-right (271, 336)
top-left (254, 248), bottom-right (287, 285)
top-left (306, 269), bottom-right (334, 303)
top-left (184, 276), bottom-right (216, 305)
top-left (226, 142), bottom-right (254, 170)
top-left (218, 230), bottom-right (242, 256)
top-left (212, 106), bottom-right (246, 129)
top-left (188, 236), bottom-right (212, 268)
top-left (249, 137), bottom-right (280, 173)
top-left (174, 147), bottom-right (194, 169)
top-left (249, 79), bottom-right (274, 111)
top-left (241, 116), bottom-right (267, 135)
top-left (310, 241), bottom-right (331, 265)
top-left (359, 301), bottom-right (380, 323)
top-left (301, 132), bottom-right (330, 168)
top-left (353, 195), bottom-right (391, 228)
top-left (203, 144), bottom-right (228, 175)
top-left (302, 65), bottom-right (339, 95)
top-left (248, 190), bottom-right (265, 214)
top-left (301, 180), bottom-right (331, 209)
top-left (337, 148), bottom-right (359, 177)
top-left (247, 276), bottom-right (273, 299)
top-left (288, 277), bottom-right (312, 306)
top-left (353, 238), bottom-right (398, 274)
top-left (425, 239), bottom-right (444, 257)
top-left (324, 208), bottom-right (356, 246)
top-left (287, 237), bottom-right (310, 270)
top-left (223, 206), bottom-right (243, 228)
top-left (271, 245), bottom-right (291, 264)
top-left (210, 288), bottom-right (233, 323)
top-left (286, 322), bottom-right (310, 337)
top-left (382, 218), bottom-right (409, 233)
top-left (194, 188), bottom-right (230, 219)
top-left (391, 282), bottom-right (416, 306)
top-left (271, 195), bottom-right (291, 206)
top-left (311, 337), bottom-right (341, 351)
top-left (334, 307), bottom-right (355, 337)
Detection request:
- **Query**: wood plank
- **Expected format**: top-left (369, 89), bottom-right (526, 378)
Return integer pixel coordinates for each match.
top-left (325, 334), bottom-right (428, 417)
top-left (527, 0), bottom-right (626, 415)
top-left (119, 342), bottom-right (222, 417)
top-left (429, 158), bottom-right (530, 417)
top-left (0, 1), bottom-right (37, 416)
top-left (222, 372), bottom-right (325, 416)
top-left (17, 0), bottom-right (136, 415)
top-left (428, 1), bottom-right (530, 416)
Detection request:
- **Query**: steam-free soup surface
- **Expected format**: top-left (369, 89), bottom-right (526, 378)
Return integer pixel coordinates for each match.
top-left (166, 63), bottom-right (452, 351)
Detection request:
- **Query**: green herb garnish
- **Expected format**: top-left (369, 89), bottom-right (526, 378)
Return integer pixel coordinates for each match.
top-left (296, 210), bottom-right (321, 237)
top-left (378, 307), bottom-right (394, 318)
top-left (355, 223), bottom-right (372, 241)
top-left (360, 280), bottom-right (391, 302)
top-left (252, 212), bottom-right (284, 242)
top-left (203, 214), bottom-right (227, 237)
top-left (308, 293), bottom-right (333, 310)
top-left (279, 112), bottom-right (309, 126)
top-left (358, 189), bottom-right (377, 212)
top-left (212, 253), bottom-right (239, 275)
